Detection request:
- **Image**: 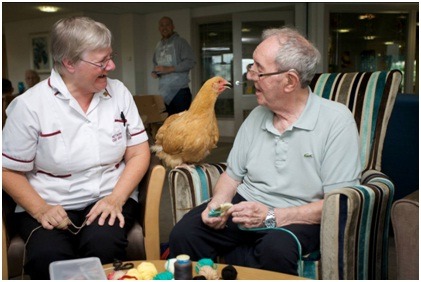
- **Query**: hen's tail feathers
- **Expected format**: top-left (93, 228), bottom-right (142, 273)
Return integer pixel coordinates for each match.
top-left (150, 144), bottom-right (162, 153)
top-left (150, 145), bottom-right (183, 168)
top-left (162, 156), bottom-right (183, 169)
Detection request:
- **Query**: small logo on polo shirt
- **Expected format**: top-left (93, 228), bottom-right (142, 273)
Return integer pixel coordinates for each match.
top-left (304, 153), bottom-right (313, 158)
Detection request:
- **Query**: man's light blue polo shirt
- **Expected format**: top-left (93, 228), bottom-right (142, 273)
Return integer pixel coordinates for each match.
top-left (226, 89), bottom-right (361, 208)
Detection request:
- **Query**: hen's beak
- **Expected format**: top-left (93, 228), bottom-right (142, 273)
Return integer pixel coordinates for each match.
top-left (224, 82), bottom-right (232, 89)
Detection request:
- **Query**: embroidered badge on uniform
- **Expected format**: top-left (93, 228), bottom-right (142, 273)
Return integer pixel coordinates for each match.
top-left (304, 153), bottom-right (313, 158)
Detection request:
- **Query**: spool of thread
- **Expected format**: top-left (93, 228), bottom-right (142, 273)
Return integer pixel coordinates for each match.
top-left (174, 254), bottom-right (192, 280)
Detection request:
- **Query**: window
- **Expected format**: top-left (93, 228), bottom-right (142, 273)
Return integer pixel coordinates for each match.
top-left (328, 11), bottom-right (418, 93)
top-left (199, 21), bottom-right (233, 118)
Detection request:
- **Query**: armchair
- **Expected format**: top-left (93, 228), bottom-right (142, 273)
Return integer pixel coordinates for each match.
top-left (2, 155), bottom-right (165, 279)
top-left (391, 190), bottom-right (419, 280)
top-left (168, 70), bottom-right (402, 279)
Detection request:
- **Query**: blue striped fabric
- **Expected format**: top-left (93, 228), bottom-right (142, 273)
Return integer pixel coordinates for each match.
top-left (195, 166), bottom-right (210, 202)
top-left (169, 163), bottom-right (226, 224)
top-left (310, 70), bottom-right (402, 171)
top-left (311, 70), bottom-right (401, 280)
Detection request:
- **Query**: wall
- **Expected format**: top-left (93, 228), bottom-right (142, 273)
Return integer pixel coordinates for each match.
top-left (2, 4), bottom-right (296, 139)
top-left (4, 14), bottom-right (80, 87)
top-left (3, 12), bottom-right (123, 91)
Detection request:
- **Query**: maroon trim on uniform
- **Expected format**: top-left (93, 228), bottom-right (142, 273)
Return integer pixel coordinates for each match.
top-left (130, 129), bottom-right (146, 137)
top-left (37, 170), bottom-right (72, 178)
top-left (48, 78), bottom-right (60, 95)
top-left (39, 130), bottom-right (62, 137)
top-left (2, 153), bottom-right (34, 163)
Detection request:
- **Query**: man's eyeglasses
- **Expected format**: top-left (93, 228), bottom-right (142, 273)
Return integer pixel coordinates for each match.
top-left (80, 53), bottom-right (115, 70)
top-left (247, 66), bottom-right (294, 80)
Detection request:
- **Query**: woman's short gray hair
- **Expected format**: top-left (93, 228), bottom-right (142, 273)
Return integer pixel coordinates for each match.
top-left (262, 27), bottom-right (320, 88)
top-left (50, 16), bottom-right (112, 74)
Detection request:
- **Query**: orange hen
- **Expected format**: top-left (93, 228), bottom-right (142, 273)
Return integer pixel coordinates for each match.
top-left (150, 76), bottom-right (231, 168)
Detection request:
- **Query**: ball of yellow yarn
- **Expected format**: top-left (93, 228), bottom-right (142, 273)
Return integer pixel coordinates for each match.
top-left (137, 261), bottom-right (158, 280)
top-left (198, 265), bottom-right (219, 280)
top-left (125, 268), bottom-right (142, 280)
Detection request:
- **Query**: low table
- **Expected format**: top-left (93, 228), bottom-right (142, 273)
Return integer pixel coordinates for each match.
top-left (103, 260), bottom-right (307, 280)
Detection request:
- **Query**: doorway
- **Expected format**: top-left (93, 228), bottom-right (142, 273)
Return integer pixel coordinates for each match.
top-left (198, 11), bottom-right (293, 137)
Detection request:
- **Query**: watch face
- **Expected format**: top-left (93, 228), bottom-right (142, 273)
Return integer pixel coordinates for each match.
top-left (265, 217), bottom-right (276, 228)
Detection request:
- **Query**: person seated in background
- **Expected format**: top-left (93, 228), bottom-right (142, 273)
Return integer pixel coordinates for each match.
top-left (169, 27), bottom-right (361, 275)
top-left (2, 78), bottom-right (15, 127)
top-left (2, 16), bottom-right (150, 279)
top-left (2, 78), bottom-right (14, 97)
top-left (24, 69), bottom-right (40, 90)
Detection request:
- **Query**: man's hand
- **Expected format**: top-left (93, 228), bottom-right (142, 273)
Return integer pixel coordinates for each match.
top-left (229, 201), bottom-right (267, 229)
top-left (153, 65), bottom-right (175, 74)
top-left (201, 202), bottom-right (231, 230)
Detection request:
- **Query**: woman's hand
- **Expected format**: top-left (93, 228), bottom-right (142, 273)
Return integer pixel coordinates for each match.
top-left (34, 204), bottom-right (69, 230)
top-left (229, 201), bottom-right (267, 229)
top-left (86, 195), bottom-right (125, 228)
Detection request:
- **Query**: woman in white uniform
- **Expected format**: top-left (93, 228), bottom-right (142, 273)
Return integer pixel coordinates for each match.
top-left (2, 16), bottom-right (150, 279)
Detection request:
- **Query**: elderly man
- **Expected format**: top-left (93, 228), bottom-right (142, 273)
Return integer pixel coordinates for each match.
top-left (169, 27), bottom-right (361, 275)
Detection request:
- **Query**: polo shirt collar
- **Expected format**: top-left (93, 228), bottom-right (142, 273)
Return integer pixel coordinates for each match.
top-left (293, 88), bottom-right (320, 131)
top-left (48, 68), bottom-right (111, 100)
top-left (262, 87), bottom-right (320, 133)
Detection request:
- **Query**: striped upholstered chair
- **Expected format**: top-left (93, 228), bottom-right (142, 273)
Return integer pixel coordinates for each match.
top-left (168, 70), bottom-right (402, 279)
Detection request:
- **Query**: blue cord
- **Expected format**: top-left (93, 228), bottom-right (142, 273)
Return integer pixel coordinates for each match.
top-left (238, 226), bottom-right (303, 276)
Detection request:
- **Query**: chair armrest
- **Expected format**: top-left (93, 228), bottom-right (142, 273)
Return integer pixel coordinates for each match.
top-left (139, 155), bottom-right (166, 260)
top-left (2, 219), bottom-right (8, 280)
top-left (391, 190), bottom-right (419, 279)
top-left (321, 170), bottom-right (394, 280)
top-left (168, 163), bottom-right (227, 225)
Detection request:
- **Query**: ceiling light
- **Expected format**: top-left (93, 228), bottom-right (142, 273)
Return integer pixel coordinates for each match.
top-left (202, 47), bottom-right (230, 51)
top-left (38, 6), bottom-right (59, 13)
top-left (384, 41), bottom-right (395, 45)
top-left (336, 29), bottom-right (351, 33)
top-left (363, 35), bottom-right (376, 40)
top-left (359, 14), bottom-right (375, 20)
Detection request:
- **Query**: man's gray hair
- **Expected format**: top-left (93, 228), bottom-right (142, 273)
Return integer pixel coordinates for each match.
top-left (262, 27), bottom-right (320, 88)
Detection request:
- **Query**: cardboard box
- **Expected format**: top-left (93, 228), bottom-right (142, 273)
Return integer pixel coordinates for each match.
top-left (134, 95), bottom-right (168, 124)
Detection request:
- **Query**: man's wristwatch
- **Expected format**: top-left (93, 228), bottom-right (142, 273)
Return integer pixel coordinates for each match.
top-left (264, 207), bottom-right (276, 228)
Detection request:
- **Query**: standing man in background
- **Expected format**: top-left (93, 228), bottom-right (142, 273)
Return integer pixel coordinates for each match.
top-left (151, 16), bottom-right (196, 116)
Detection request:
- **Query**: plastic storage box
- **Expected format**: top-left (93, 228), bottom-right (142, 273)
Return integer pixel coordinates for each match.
top-left (49, 257), bottom-right (107, 280)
